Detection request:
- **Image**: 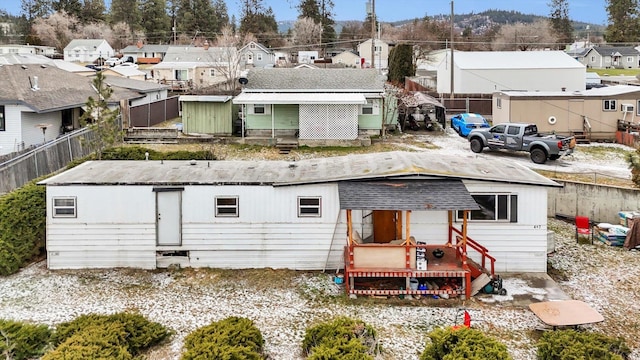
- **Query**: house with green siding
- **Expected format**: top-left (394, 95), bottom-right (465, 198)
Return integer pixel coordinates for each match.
top-left (232, 68), bottom-right (385, 145)
top-left (179, 95), bottom-right (233, 135)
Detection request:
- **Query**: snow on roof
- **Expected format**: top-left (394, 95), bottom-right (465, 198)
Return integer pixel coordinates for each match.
top-left (500, 84), bottom-right (640, 98)
top-left (455, 51), bottom-right (585, 70)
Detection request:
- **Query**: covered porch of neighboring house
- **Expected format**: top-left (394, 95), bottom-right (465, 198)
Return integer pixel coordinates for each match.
top-left (338, 180), bottom-right (497, 300)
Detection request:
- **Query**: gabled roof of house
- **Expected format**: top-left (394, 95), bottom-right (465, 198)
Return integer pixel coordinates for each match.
top-left (64, 39), bottom-right (109, 51)
top-left (104, 75), bottom-right (169, 93)
top-left (499, 84), bottom-right (640, 98)
top-left (239, 41), bottom-right (271, 54)
top-left (39, 150), bottom-right (560, 188)
top-left (453, 51), bottom-right (585, 70)
top-left (103, 66), bottom-right (146, 77)
top-left (121, 44), bottom-right (170, 53)
top-left (590, 46), bottom-right (639, 57)
top-left (243, 68), bottom-right (384, 92)
top-left (0, 64), bottom-right (142, 112)
top-left (152, 46), bottom-right (235, 68)
top-left (0, 54), bottom-right (96, 73)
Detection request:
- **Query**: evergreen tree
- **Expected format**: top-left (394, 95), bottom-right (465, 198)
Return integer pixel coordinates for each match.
top-left (319, 0), bottom-right (336, 45)
top-left (80, 72), bottom-right (123, 160)
top-left (21, 0), bottom-right (52, 23)
top-left (298, 0), bottom-right (320, 21)
top-left (605, 0), bottom-right (640, 43)
top-left (52, 0), bottom-right (82, 18)
top-left (140, 0), bottom-right (170, 42)
top-left (239, 0), bottom-right (278, 46)
top-left (109, 0), bottom-right (141, 33)
top-left (388, 43), bottom-right (414, 84)
top-left (548, 0), bottom-right (573, 47)
top-left (80, 0), bottom-right (106, 23)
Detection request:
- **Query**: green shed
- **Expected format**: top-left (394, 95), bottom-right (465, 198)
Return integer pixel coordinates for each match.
top-left (179, 95), bottom-right (233, 135)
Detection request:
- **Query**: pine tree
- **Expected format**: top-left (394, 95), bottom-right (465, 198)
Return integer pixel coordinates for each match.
top-left (80, 72), bottom-right (123, 160)
top-left (52, 0), bottom-right (82, 19)
top-left (605, 0), bottom-right (640, 43)
top-left (548, 0), bottom-right (573, 47)
top-left (388, 44), bottom-right (414, 84)
top-left (239, 0), bottom-right (278, 46)
top-left (109, 0), bottom-right (141, 33)
top-left (80, 0), bottom-right (106, 23)
top-left (140, 0), bottom-right (170, 42)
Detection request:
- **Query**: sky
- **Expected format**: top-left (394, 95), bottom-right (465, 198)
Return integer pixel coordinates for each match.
top-left (1, 0), bottom-right (609, 25)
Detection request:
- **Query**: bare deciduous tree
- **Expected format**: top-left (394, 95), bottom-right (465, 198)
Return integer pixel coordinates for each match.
top-left (491, 20), bottom-right (556, 51)
top-left (290, 17), bottom-right (321, 49)
top-left (32, 11), bottom-right (77, 50)
top-left (213, 26), bottom-right (256, 92)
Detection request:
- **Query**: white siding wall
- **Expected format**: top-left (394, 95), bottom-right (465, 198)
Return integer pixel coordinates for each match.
top-left (0, 105), bottom-right (24, 155)
top-left (46, 181), bottom-right (549, 272)
top-left (22, 112), bottom-right (62, 148)
top-left (47, 185), bottom-right (157, 269)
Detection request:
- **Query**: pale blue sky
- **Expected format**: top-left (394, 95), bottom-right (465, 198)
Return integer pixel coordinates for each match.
top-left (1, 0), bottom-right (608, 25)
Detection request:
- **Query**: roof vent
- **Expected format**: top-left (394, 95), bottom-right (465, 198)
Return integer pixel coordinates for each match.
top-left (31, 76), bottom-right (40, 91)
top-left (21, 64), bottom-right (27, 70)
top-left (189, 159), bottom-right (197, 165)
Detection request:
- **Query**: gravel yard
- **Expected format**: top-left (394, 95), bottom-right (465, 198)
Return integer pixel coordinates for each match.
top-left (2, 130), bottom-right (639, 359)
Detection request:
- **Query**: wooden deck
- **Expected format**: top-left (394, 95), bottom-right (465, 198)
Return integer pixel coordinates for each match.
top-left (345, 245), bottom-right (471, 298)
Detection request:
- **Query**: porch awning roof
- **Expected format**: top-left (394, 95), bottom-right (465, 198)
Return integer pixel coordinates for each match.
top-left (232, 93), bottom-right (367, 105)
top-left (338, 180), bottom-right (480, 211)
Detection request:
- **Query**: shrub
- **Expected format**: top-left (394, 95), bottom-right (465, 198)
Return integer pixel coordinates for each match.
top-left (0, 319), bottom-right (51, 360)
top-left (101, 146), bottom-right (215, 160)
top-left (46, 312), bottom-right (170, 359)
top-left (0, 182), bottom-right (46, 275)
top-left (420, 327), bottom-right (511, 360)
top-left (536, 329), bottom-right (630, 360)
top-left (181, 316), bottom-right (264, 360)
top-left (302, 316), bottom-right (380, 360)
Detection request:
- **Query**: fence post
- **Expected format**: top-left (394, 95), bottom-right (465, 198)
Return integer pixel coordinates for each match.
top-left (34, 151), bottom-right (38, 177)
top-left (67, 135), bottom-right (73, 162)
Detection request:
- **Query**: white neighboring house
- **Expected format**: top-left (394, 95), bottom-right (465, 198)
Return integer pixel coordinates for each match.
top-left (151, 45), bottom-right (238, 90)
top-left (357, 39), bottom-right (391, 70)
top-left (331, 50), bottom-right (360, 68)
top-left (437, 50), bottom-right (586, 94)
top-left (103, 76), bottom-right (169, 106)
top-left (297, 51), bottom-right (319, 64)
top-left (239, 41), bottom-right (275, 69)
top-left (63, 39), bottom-right (114, 63)
top-left (39, 151), bottom-right (558, 273)
top-left (102, 66), bottom-right (147, 81)
top-left (0, 44), bottom-right (56, 57)
top-left (0, 64), bottom-right (142, 155)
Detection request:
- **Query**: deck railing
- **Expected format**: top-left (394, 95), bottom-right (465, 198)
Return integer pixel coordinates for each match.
top-left (450, 227), bottom-right (496, 276)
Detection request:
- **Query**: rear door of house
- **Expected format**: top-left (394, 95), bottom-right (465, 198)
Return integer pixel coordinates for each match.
top-left (155, 190), bottom-right (182, 246)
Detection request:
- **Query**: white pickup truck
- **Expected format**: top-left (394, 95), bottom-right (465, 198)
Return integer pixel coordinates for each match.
top-left (467, 123), bottom-right (576, 164)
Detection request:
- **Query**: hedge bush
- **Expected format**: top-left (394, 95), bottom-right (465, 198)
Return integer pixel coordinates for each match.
top-left (536, 329), bottom-right (630, 360)
top-left (0, 182), bottom-right (46, 276)
top-left (302, 316), bottom-right (380, 360)
top-left (181, 316), bottom-right (265, 360)
top-left (101, 146), bottom-right (215, 160)
top-left (44, 312), bottom-right (170, 360)
top-left (420, 327), bottom-right (511, 360)
top-left (0, 319), bottom-right (52, 360)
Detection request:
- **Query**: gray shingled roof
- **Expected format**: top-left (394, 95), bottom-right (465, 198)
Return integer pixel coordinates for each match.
top-left (0, 64), bottom-right (142, 112)
top-left (104, 75), bottom-right (169, 92)
top-left (64, 39), bottom-right (108, 50)
top-left (338, 180), bottom-right (480, 211)
top-left (121, 44), bottom-right (170, 53)
top-left (591, 46), bottom-right (639, 56)
top-left (39, 151), bottom-right (560, 188)
top-left (244, 68), bottom-right (385, 91)
top-left (163, 46), bottom-right (237, 62)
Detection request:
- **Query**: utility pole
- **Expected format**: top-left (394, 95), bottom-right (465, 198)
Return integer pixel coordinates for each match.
top-left (450, 0), bottom-right (454, 99)
top-left (370, 0), bottom-right (375, 69)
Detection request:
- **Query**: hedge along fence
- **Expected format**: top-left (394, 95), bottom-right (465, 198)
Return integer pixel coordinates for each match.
top-left (0, 181), bottom-right (46, 276)
top-left (181, 317), bottom-right (265, 360)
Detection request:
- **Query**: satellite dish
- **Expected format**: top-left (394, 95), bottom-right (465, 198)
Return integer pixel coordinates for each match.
top-left (238, 77), bottom-right (248, 85)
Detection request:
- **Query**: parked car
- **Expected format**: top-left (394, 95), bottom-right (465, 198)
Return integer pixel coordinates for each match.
top-left (105, 57), bottom-right (123, 67)
top-left (115, 63), bottom-right (139, 69)
top-left (451, 113), bottom-right (490, 137)
top-left (85, 64), bottom-right (102, 71)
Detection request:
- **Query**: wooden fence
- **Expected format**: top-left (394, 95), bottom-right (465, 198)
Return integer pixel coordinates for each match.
top-left (0, 128), bottom-right (95, 194)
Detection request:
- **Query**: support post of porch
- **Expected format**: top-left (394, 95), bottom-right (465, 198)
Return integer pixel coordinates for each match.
top-left (405, 210), bottom-right (411, 269)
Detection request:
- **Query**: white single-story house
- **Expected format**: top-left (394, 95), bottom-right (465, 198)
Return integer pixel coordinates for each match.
top-left (437, 50), bottom-right (586, 94)
top-left (120, 42), bottom-right (169, 64)
top-left (357, 39), bottom-right (392, 70)
top-left (331, 50), bottom-right (360, 68)
top-left (493, 85), bottom-right (640, 140)
top-left (0, 44), bottom-right (56, 57)
top-left (63, 39), bottom-right (114, 63)
top-left (0, 64), bottom-right (142, 155)
top-left (232, 68), bottom-right (385, 143)
top-left (40, 151), bottom-right (558, 292)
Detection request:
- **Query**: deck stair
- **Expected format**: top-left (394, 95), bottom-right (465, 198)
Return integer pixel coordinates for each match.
top-left (571, 130), bottom-right (590, 144)
top-left (276, 138), bottom-right (298, 154)
top-left (125, 128), bottom-right (178, 144)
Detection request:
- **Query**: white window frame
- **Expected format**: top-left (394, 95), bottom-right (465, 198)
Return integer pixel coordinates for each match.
top-left (361, 99), bottom-right (379, 115)
top-left (603, 99), bottom-right (617, 111)
top-left (215, 196), bottom-right (239, 217)
top-left (209, 69), bottom-right (215, 76)
top-left (53, 197), bottom-right (77, 218)
top-left (298, 197), bottom-right (321, 217)
top-left (456, 194), bottom-right (517, 222)
top-left (257, 53), bottom-right (263, 61)
top-left (251, 104), bottom-right (271, 115)
top-left (175, 69), bottom-right (188, 80)
top-left (496, 97), bottom-right (502, 109)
